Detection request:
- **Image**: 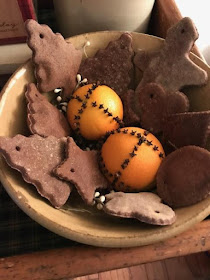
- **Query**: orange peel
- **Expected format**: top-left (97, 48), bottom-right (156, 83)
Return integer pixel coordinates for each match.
top-left (100, 127), bottom-right (165, 192)
top-left (67, 84), bottom-right (123, 140)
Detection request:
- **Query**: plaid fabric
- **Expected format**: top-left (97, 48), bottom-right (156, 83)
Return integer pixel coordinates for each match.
top-left (0, 183), bottom-right (78, 257)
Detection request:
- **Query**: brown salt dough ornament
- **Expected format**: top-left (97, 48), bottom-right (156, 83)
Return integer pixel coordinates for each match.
top-left (54, 137), bottom-right (109, 205)
top-left (134, 17), bottom-right (208, 92)
top-left (25, 19), bottom-right (82, 100)
top-left (123, 89), bottom-right (140, 126)
top-left (79, 33), bottom-right (134, 97)
top-left (26, 83), bottom-right (71, 138)
top-left (138, 83), bottom-right (189, 134)
top-left (157, 146), bottom-right (210, 207)
top-left (103, 192), bottom-right (176, 225)
top-left (0, 135), bottom-right (71, 208)
top-left (163, 111), bottom-right (210, 149)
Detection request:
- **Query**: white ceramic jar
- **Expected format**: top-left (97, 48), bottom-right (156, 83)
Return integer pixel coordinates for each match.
top-left (53, 0), bottom-right (155, 37)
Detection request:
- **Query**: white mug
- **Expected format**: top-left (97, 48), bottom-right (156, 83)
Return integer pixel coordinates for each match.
top-left (53, 0), bottom-right (155, 37)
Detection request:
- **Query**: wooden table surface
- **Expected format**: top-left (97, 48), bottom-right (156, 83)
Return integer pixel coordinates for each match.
top-left (0, 220), bottom-right (210, 280)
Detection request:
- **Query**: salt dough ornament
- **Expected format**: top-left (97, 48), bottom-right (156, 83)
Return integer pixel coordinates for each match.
top-left (163, 111), bottom-right (210, 149)
top-left (157, 146), bottom-right (210, 207)
top-left (25, 19), bottom-right (82, 100)
top-left (54, 137), bottom-right (109, 205)
top-left (0, 135), bottom-right (71, 208)
top-left (79, 33), bottom-right (134, 97)
top-left (123, 89), bottom-right (140, 127)
top-left (26, 83), bottom-right (71, 138)
top-left (103, 192), bottom-right (176, 225)
top-left (138, 83), bottom-right (189, 134)
top-left (134, 17), bottom-right (208, 92)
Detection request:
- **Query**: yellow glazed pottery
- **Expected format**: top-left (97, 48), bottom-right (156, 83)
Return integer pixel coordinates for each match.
top-left (0, 31), bottom-right (210, 247)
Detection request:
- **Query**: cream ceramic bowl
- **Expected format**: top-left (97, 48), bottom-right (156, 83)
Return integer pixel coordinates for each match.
top-left (0, 31), bottom-right (210, 248)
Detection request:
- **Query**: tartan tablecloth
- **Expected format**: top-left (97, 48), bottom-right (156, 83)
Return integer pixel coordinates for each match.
top-left (0, 182), bottom-right (78, 257)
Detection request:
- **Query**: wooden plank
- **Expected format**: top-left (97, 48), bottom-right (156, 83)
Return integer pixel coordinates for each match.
top-left (145, 261), bottom-right (168, 280)
top-left (149, 0), bottom-right (183, 38)
top-left (163, 257), bottom-right (196, 280)
top-left (73, 253), bottom-right (210, 280)
top-left (129, 265), bottom-right (148, 280)
top-left (0, 220), bottom-right (210, 280)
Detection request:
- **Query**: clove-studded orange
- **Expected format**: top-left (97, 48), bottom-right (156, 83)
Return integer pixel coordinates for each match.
top-left (67, 84), bottom-right (123, 140)
top-left (100, 127), bottom-right (165, 192)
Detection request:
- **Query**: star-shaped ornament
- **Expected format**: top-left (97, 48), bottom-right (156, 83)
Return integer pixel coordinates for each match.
top-left (54, 138), bottom-right (109, 204)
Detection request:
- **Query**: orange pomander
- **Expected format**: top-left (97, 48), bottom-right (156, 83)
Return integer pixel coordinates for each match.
top-left (100, 127), bottom-right (165, 192)
top-left (67, 84), bottom-right (123, 140)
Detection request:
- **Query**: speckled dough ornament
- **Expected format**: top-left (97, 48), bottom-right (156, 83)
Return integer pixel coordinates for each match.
top-left (123, 89), bottom-right (141, 127)
top-left (100, 127), bottom-right (165, 192)
top-left (54, 137), bottom-right (109, 205)
top-left (67, 83), bottom-right (123, 140)
top-left (163, 111), bottom-right (210, 149)
top-left (138, 83), bottom-right (190, 134)
top-left (134, 17), bottom-right (208, 93)
top-left (0, 135), bottom-right (72, 208)
top-left (79, 32), bottom-right (134, 97)
top-left (157, 146), bottom-right (210, 207)
top-left (26, 83), bottom-right (71, 138)
top-left (103, 192), bottom-right (176, 225)
top-left (25, 19), bottom-right (82, 100)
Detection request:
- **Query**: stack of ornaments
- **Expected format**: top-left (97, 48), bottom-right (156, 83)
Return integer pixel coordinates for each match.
top-left (0, 17), bottom-right (210, 226)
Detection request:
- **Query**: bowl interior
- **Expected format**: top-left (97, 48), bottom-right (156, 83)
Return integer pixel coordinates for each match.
top-left (0, 31), bottom-right (210, 248)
